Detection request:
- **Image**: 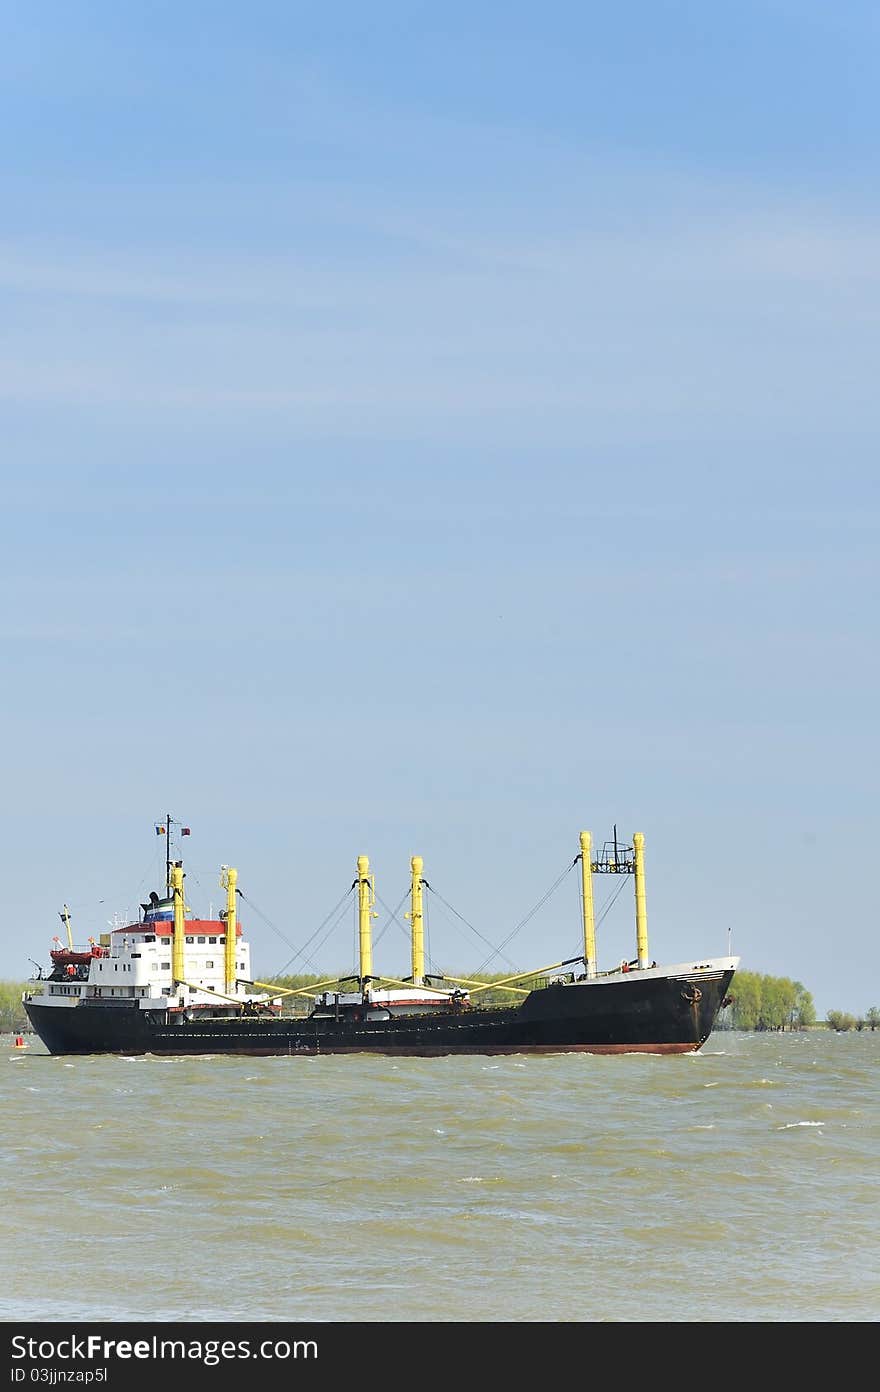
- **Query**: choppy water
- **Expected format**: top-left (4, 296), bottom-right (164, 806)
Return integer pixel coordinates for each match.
top-left (3, 1030), bottom-right (879, 1323)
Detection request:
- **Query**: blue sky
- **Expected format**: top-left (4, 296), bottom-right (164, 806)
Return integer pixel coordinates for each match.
top-left (2, 2), bottom-right (878, 1015)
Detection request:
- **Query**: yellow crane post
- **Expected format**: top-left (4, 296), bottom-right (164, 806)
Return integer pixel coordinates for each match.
top-left (220, 865), bottom-right (238, 993)
top-left (633, 832), bottom-right (650, 969)
top-left (170, 862), bottom-right (186, 992)
top-left (357, 855), bottom-right (376, 985)
top-left (579, 831), bottom-right (597, 978)
top-left (407, 855), bottom-right (425, 986)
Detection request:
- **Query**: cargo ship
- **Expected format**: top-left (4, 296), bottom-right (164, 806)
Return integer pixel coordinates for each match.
top-left (23, 822), bottom-right (737, 1056)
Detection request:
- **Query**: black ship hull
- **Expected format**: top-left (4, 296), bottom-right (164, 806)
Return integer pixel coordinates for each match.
top-left (24, 966), bottom-right (735, 1057)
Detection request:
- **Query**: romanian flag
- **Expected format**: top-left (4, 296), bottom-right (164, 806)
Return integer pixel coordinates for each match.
top-left (155, 825), bottom-right (166, 835)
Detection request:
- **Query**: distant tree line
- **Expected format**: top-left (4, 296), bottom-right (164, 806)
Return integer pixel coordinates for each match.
top-left (719, 972), bottom-right (880, 1032)
top-left (717, 971), bottom-right (816, 1030)
top-left (825, 1007), bottom-right (880, 1032)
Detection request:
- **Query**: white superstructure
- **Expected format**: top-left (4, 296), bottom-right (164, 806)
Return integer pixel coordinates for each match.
top-left (26, 899), bottom-right (276, 1014)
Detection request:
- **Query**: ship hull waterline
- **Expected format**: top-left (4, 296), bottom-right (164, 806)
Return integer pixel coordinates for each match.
top-left (24, 968), bottom-right (735, 1058)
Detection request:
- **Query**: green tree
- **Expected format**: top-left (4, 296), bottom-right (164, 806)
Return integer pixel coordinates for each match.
top-left (792, 982), bottom-right (816, 1028)
top-left (722, 971), bottom-right (816, 1031)
top-left (826, 1010), bottom-right (857, 1032)
top-left (0, 981), bottom-right (29, 1032)
top-left (866, 1007), bottom-right (880, 1031)
top-left (760, 977), bottom-right (799, 1030)
top-left (725, 969), bottom-right (761, 1030)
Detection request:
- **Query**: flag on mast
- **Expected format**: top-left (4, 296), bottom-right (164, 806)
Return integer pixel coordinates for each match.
top-left (155, 825), bottom-right (166, 835)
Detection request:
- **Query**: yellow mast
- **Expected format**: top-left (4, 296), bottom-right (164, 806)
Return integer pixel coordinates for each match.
top-left (61, 904), bottom-right (74, 951)
top-left (633, 832), bottom-right (649, 969)
top-left (170, 861), bottom-right (186, 990)
top-left (357, 854), bottom-right (375, 985)
top-left (579, 831), bottom-right (596, 978)
top-left (220, 865), bottom-right (238, 993)
top-left (408, 855), bottom-right (425, 986)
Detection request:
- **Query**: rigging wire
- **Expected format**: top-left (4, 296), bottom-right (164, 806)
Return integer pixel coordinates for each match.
top-left (372, 890), bottom-right (413, 953)
top-left (423, 886), bottom-right (439, 978)
top-left (290, 895), bottom-right (354, 977)
top-left (179, 862), bottom-right (208, 913)
top-left (242, 884), bottom-right (355, 980)
top-left (473, 857), bottom-right (579, 975)
top-left (236, 889), bottom-right (301, 952)
top-left (424, 886), bottom-right (520, 973)
top-left (594, 873), bottom-right (631, 930)
top-left (130, 843), bottom-right (168, 910)
top-left (570, 873), bottom-right (631, 960)
top-left (301, 894), bottom-right (356, 977)
top-left (64, 845), bottom-right (168, 930)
